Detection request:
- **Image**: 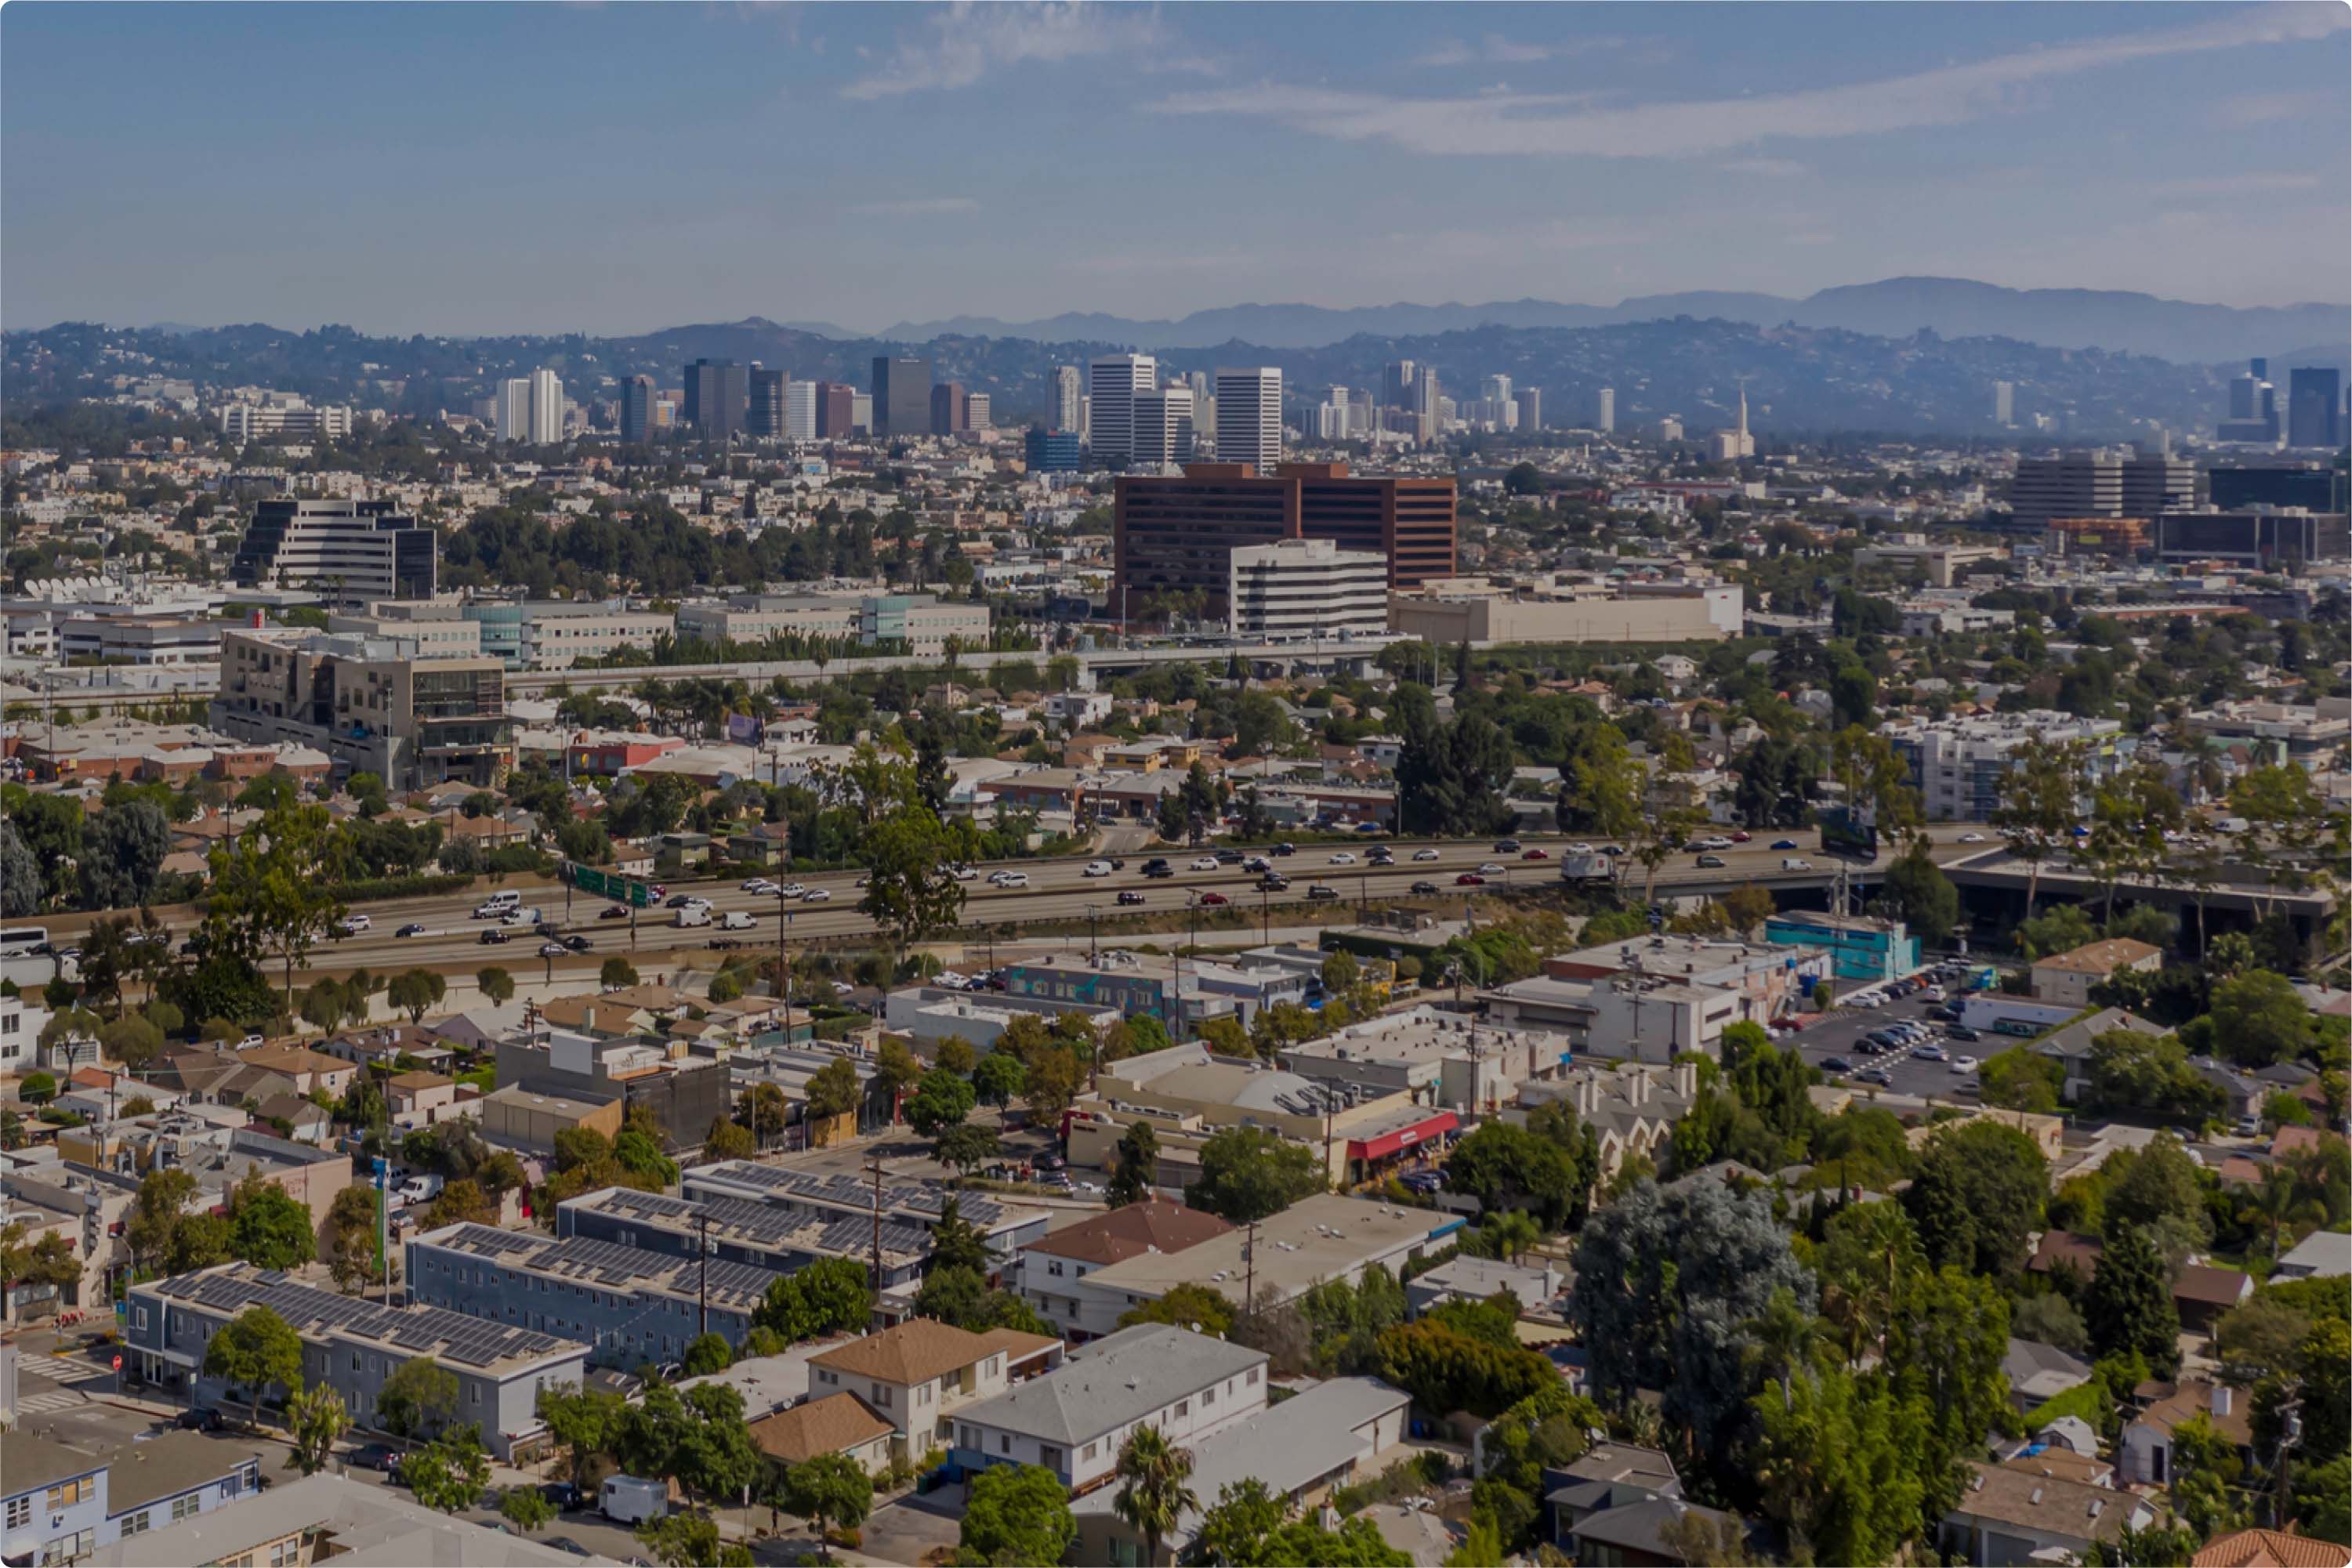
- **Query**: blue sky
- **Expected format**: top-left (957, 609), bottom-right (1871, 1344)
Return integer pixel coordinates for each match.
top-left (4, 2), bottom-right (2345, 335)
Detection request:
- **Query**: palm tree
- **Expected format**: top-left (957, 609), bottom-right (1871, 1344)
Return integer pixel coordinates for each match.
top-left (1741, 1286), bottom-right (1828, 1410)
top-left (1113, 1427), bottom-right (1198, 1567)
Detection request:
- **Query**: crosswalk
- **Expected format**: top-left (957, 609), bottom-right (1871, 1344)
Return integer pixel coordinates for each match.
top-left (13, 1356), bottom-right (114, 1416)
top-left (14, 1385), bottom-right (89, 1416)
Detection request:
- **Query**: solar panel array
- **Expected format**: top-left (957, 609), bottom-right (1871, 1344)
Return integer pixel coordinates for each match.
top-left (685, 1160), bottom-right (1006, 1229)
top-left (526, 1236), bottom-right (683, 1287)
top-left (577, 1185), bottom-right (933, 1266)
top-left (156, 1266), bottom-right (574, 1371)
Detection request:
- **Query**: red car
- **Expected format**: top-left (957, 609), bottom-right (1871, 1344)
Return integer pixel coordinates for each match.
top-left (1456, 872), bottom-right (1487, 885)
top-left (1520, 848), bottom-right (1549, 860)
top-left (1730, 831), bottom-right (1752, 843)
top-left (1198, 892), bottom-right (1230, 907)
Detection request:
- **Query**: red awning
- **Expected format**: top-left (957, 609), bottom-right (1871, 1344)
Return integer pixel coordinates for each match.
top-left (1347, 1110), bottom-right (1459, 1163)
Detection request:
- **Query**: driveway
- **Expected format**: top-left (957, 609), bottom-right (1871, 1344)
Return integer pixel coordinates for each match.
top-left (857, 1487), bottom-right (967, 1566)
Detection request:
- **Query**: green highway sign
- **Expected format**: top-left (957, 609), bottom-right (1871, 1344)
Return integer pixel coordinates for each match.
top-left (566, 863), bottom-right (653, 907)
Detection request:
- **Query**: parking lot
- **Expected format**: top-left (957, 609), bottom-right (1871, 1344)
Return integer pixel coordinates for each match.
top-left (1783, 966), bottom-right (1995, 1103)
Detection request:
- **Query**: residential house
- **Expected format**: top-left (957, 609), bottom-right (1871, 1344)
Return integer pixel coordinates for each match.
top-left (2191, 1527), bottom-right (2352, 1567)
top-left (806, 1319), bottom-right (1064, 1461)
top-left (386, 1070), bottom-right (465, 1131)
top-left (2121, 1382), bottom-right (2253, 1487)
top-left (1567, 1497), bottom-right (1752, 1568)
top-left (949, 1324), bottom-right (1270, 1496)
top-left (80, 1471), bottom-right (593, 1568)
top-left (0, 1430), bottom-right (266, 1565)
top-left (1406, 1255), bottom-right (1563, 1319)
top-left (2031, 939), bottom-right (2164, 1010)
top-left (1071, 1377), bottom-right (1412, 1566)
top-left (2004, 1337), bottom-right (2096, 1414)
top-left (747, 1393), bottom-right (898, 1477)
top-left (1940, 1461), bottom-right (2154, 1566)
top-left (1543, 1444), bottom-right (1681, 1552)
top-left (1014, 1198), bottom-right (1235, 1344)
top-left (2174, 1264), bottom-right (2256, 1333)
top-left (2031, 1009), bottom-right (2167, 1104)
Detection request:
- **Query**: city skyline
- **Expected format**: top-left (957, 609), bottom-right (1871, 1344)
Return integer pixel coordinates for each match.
top-left (3, 2), bottom-right (2347, 337)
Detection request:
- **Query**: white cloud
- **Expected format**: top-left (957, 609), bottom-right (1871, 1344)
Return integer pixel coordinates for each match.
top-left (2147, 172), bottom-right (2325, 197)
top-left (1154, 4), bottom-right (2347, 158)
top-left (1421, 33), bottom-right (1625, 67)
top-left (853, 196), bottom-right (982, 216)
top-left (842, 2), bottom-right (1210, 100)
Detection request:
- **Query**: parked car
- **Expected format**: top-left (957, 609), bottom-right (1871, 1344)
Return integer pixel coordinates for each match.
top-left (1821, 1056), bottom-right (1856, 1075)
top-left (1950, 1056), bottom-right (1979, 1075)
top-left (176, 1406), bottom-right (226, 1432)
top-left (600, 1476), bottom-right (669, 1526)
top-left (347, 1442), bottom-right (402, 1473)
top-left (1855, 1068), bottom-right (1894, 1087)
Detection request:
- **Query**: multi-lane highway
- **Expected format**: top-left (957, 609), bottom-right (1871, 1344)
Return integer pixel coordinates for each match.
top-left (194, 822), bottom-right (1996, 984)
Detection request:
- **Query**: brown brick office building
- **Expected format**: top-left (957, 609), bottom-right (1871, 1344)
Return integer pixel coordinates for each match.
top-left (1113, 462), bottom-right (1455, 621)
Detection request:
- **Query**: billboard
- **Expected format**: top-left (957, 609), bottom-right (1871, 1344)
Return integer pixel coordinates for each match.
top-left (1818, 802), bottom-right (1879, 859)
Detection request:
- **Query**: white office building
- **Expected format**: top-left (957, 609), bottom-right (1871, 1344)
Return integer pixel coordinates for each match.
top-left (785, 380), bottom-right (817, 441)
top-left (219, 400), bottom-right (353, 443)
top-left (1216, 367), bottom-right (1282, 469)
top-left (1227, 538), bottom-right (1387, 642)
top-left (495, 379), bottom-right (532, 444)
top-left (1596, 386), bottom-right (1615, 433)
top-left (527, 368), bottom-right (564, 446)
top-left (1053, 366), bottom-right (1083, 434)
top-left (1089, 353), bottom-right (1155, 465)
top-left (1131, 386), bottom-right (1194, 467)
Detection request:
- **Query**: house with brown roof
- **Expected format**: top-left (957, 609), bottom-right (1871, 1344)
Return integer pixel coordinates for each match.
top-left (747, 1392), bottom-right (897, 1476)
top-left (2122, 1382), bottom-right (2253, 1487)
top-left (806, 1320), bottom-right (1063, 1461)
top-left (2173, 1263), bottom-right (2255, 1332)
top-left (1014, 1197), bottom-right (1236, 1343)
top-left (1940, 1460), bottom-right (2154, 1566)
top-left (234, 1045), bottom-right (357, 1099)
top-left (2031, 937), bottom-right (2164, 1010)
top-left (2192, 1527), bottom-right (2352, 1567)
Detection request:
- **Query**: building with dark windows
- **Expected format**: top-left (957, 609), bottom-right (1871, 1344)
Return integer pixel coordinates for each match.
top-left (931, 381), bottom-right (968, 436)
top-left (748, 367), bottom-right (787, 438)
top-left (1026, 429), bottom-right (1082, 473)
top-left (230, 498), bottom-right (437, 604)
top-left (1114, 461), bottom-right (1456, 620)
top-left (683, 358), bottom-right (748, 437)
top-left (814, 382), bottom-right (858, 438)
top-left (2154, 508), bottom-right (2349, 568)
top-left (215, 626), bottom-right (511, 787)
top-left (2207, 462), bottom-right (2347, 513)
top-left (2289, 367), bottom-right (2343, 449)
top-left (871, 356), bottom-right (932, 439)
top-left (618, 375), bottom-right (654, 444)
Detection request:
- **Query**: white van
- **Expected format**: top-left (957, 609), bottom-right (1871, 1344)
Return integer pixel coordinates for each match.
top-left (600, 1475), bottom-right (668, 1526)
top-left (676, 905), bottom-right (712, 929)
top-left (1082, 860), bottom-right (1114, 878)
top-left (1781, 857), bottom-right (1812, 871)
top-left (719, 910), bottom-right (756, 931)
top-left (473, 891), bottom-right (521, 919)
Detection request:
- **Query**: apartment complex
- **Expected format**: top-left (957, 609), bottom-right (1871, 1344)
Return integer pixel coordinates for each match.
top-left (214, 626), bottom-right (511, 787)
top-left (1880, 710), bottom-right (2125, 820)
top-left (1227, 538), bottom-right (1388, 642)
top-left (125, 1264), bottom-right (589, 1459)
top-left (228, 498), bottom-right (437, 604)
top-left (1114, 461), bottom-right (1456, 618)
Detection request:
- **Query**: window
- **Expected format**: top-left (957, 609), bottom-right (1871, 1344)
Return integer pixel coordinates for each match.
top-left (173, 1492), bottom-right (202, 1521)
top-left (1173, 1400), bottom-right (1189, 1419)
top-left (7, 1497), bottom-right (31, 1528)
top-left (1081, 1442), bottom-right (1098, 1461)
top-left (1202, 1387), bottom-right (1215, 1407)
top-left (121, 1508), bottom-right (155, 1537)
top-left (47, 1476), bottom-right (92, 1509)
top-left (469, 1385), bottom-right (480, 1406)
top-left (351, 1353), bottom-right (362, 1371)
top-left (871, 1384), bottom-right (893, 1408)
top-left (1041, 1447), bottom-right (1063, 1473)
top-left (134, 1306), bottom-right (149, 1330)
top-left (998, 1436), bottom-right (1011, 1454)
top-left (271, 1541), bottom-right (301, 1567)
top-left (1047, 1261), bottom-right (1064, 1277)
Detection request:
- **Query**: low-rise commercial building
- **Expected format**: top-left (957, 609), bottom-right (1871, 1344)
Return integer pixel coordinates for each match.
top-left (214, 627), bottom-right (510, 787)
top-left (125, 1263), bottom-right (589, 1460)
top-left (1764, 911), bottom-right (1923, 983)
top-left (1226, 538), bottom-right (1389, 643)
top-left (1388, 578), bottom-right (1742, 646)
top-left (677, 592), bottom-right (987, 657)
top-left (1, 1429), bottom-right (266, 1566)
top-left (1281, 1005), bottom-right (1574, 1117)
top-left (405, 1221), bottom-right (785, 1371)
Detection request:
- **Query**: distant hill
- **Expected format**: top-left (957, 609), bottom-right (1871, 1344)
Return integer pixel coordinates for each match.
top-left (881, 277), bottom-right (2347, 364)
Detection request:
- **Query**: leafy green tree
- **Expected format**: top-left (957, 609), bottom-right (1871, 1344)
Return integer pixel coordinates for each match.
top-left (1194, 1477), bottom-right (1291, 1566)
top-left (1108, 1120), bottom-right (1158, 1208)
top-left (1750, 1363), bottom-right (1929, 1566)
top-left (600, 957), bottom-right (640, 990)
top-left (203, 1304), bottom-right (304, 1428)
top-left (1875, 836), bottom-right (1959, 944)
top-left (205, 801), bottom-right (346, 1012)
top-left (934, 1035), bottom-right (980, 1077)
top-left (1119, 1284), bottom-right (1236, 1340)
top-left (1901, 1120), bottom-right (2049, 1278)
top-left (500, 1485), bottom-right (557, 1536)
top-left (780, 1450), bottom-right (873, 1564)
top-left (972, 1050), bottom-right (1026, 1107)
top-left (2086, 1224), bottom-right (2181, 1378)
top-left (1374, 1319), bottom-right (1557, 1421)
top-left (1991, 737), bottom-right (2084, 916)
top-left (376, 1356), bottom-right (459, 1449)
top-left (1187, 1125), bottom-right (1325, 1227)
top-left (1444, 1121), bottom-right (1582, 1231)
top-left (805, 1056), bottom-right (861, 1122)
top-left (705, 1116), bottom-right (757, 1161)
top-left (227, 1168), bottom-right (318, 1270)
top-left (906, 1070), bottom-right (977, 1139)
top-left (2199, 970), bottom-right (2316, 1066)
top-left (1977, 1045), bottom-right (2065, 1112)
top-left (933, 1121), bottom-right (999, 1175)
top-left (681, 1332), bottom-right (732, 1377)
top-left (284, 1382), bottom-right (350, 1476)
top-left (859, 800), bottom-right (968, 955)
top-left (387, 968), bottom-right (448, 1023)
top-left (1113, 1426), bottom-right (1198, 1567)
top-left (956, 1463), bottom-right (1076, 1567)
top-left (636, 1511), bottom-right (746, 1568)
top-left (400, 1422), bottom-right (491, 1514)
top-left (0, 820), bottom-right (44, 916)
top-left (751, 1257), bottom-right (872, 1344)
top-left (536, 1383), bottom-right (627, 1490)
top-left (78, 798), bottom-right (171, 911)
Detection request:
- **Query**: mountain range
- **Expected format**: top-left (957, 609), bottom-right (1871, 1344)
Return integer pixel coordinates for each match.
top-left (868, 276), bottom-right (2347, 366)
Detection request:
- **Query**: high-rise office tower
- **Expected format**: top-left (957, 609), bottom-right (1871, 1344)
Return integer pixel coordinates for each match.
top-left (2230, 365), bottom-right (2263, 421)
top-left (930, 381), bottom-right (969, 436)
top-left (1518, 387), bottom-right (1542, 433)
top-left (527, 369), bottom-right (564, 446)
top-left (1089, 353), bottom-right (1156, 465)
top-left (619, 376), bottom-right (654, 444)
top-left (2289, 368), bottom-right (2342, 448)
top-left (1132, 386), bottom-right (1195, 466)
top-left (1481, 375), bottom-right (1513, 408)
top-left (814, 382), bottom-right (857, 439)
top-left (870, 357), bottom-right (932, 439)
top-left (1414, 369), bottom-right (1441, 441)
top-left (495, 378), bottom-right (531, 443)
top-left (1216, 368), bottom-right (1282, 469)
top-left (748, 368), bottom-right (787, 437)
top-left (683, 359), bottom-right (748, 437)
top-left (785, 380), bottom-right (817, 441)
top-left (1992, 380), bottom-right (2015, 427)
top-left (1595, 387), bottom-right (1615, 434)
top-left (966, 393), bottom-right (991, 431)
top-left (1386, 360), bottom-right (1418, 407)
top-left (1025, 428), bottom-right (1082, 473)
top-left (850, 393), bottom-right (873, 433)
top-left (1052, 366), bottom-right (1083, 433)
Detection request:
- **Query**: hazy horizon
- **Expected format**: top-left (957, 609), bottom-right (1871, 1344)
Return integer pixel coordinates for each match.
top-left (4, 2), bottom-right (2347, 337)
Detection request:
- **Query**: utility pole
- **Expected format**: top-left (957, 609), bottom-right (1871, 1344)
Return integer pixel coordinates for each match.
top-left (697, 1207), bottom-right (710, 1338)
top-left (1243, 1219), bottom-right (1258, 1319)
top-left (1086, 904), bottom-right (1100, 966)
top-left (865, 1152), bottom-right (885, 1286)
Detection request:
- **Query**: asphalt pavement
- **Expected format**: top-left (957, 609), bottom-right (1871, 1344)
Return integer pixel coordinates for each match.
top-left (1787, 980), bottom-right (1990, 1103)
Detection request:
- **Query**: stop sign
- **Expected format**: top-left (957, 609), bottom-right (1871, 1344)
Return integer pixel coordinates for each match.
top-left (111, 1355), bottom-right (122, 1371)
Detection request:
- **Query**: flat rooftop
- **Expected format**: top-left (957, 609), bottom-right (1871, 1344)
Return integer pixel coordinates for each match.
top-left (1079, 1194), bottom-right (1451, 1306)
top-left (415, 1222), bottom-right (788, 1313)
top-left (144, 1264), bottom-right (582, 1377)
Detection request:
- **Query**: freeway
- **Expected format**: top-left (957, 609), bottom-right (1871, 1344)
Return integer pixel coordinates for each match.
top-left (223, 822), bottom-right (1996, 985)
